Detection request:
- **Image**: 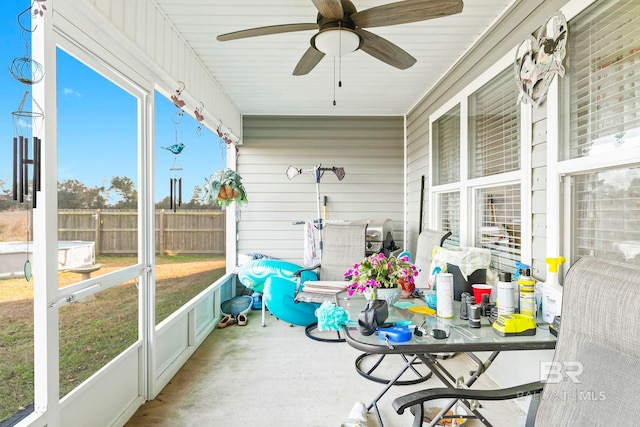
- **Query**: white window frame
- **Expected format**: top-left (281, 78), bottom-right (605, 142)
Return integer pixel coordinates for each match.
top-left (551, 0), bottom-right (640, 264)
top-left (429, 50), bottom-right (532, 264)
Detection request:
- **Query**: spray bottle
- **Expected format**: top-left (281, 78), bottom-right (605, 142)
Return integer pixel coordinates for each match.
top-left (541, 256), bottom-right (566, 324)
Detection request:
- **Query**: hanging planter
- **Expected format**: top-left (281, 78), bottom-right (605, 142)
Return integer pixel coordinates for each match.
top-left (202, 168), bottom-right (248, 207)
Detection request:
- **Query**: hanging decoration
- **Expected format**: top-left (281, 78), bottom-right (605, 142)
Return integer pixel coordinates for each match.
top-left (10, 2), bottom-right (48, 281)
top-left (162, 108), bottom-right (185, 212)
top-left (11, 4), bottom-right (46, 209)
top-left (202, 168), bottom-right (248, 208)
top-left (171, 81), bottom-right (186, 108)
top-left (194, 102), bottom-right (205, 136)
top-left (216, 123), bottom-right (239, 160)
top-left (514, 11), bottom-right (568, 107)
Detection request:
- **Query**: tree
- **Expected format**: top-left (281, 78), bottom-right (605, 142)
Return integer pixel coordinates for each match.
top-left (109, 176), bottom-right (137, 208)
top-left (58, 179), bottom-right (107, 209)
top-left (0, 179), bottom-right (15, 211)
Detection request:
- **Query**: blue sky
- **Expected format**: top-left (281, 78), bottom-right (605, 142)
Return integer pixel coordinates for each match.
top-left (1, 0), bottom-right (226, 204)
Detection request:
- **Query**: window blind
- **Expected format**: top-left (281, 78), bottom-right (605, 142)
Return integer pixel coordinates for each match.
top-left (572, 167), bottom-right (640, 265)
top-left (565, 0), bottom-right (640, 159)
top-left (469, 67), bottom-right (520, 178)
top-left (439, 191), bottom-right (460, 248)
top-left (434, 106), bottom-right (460, 185)
top-left (475, 185), bottom-right (522, 274)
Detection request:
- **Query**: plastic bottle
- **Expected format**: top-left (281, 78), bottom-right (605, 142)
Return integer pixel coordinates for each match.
top-left (435, 273), bottom-right (454, 318)
top-left (534, 280), bottom-right (543, 321)
top-left (541, 256), bottom-right (566, 324)
top-left (251, 291), bottom-right (262, 310)
top-left (518, 268), bottom-right (535, 317)
top-left (513, 261), bottom-right (531, 312)
top-left (496, 272), bottom-right (514, 315)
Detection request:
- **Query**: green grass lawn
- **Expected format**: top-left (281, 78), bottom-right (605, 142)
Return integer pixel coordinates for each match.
top-left (0, 255), bottom-right (226, 422)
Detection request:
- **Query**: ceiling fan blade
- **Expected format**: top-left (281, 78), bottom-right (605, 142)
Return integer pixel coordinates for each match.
top-left (352, 0), bottom-right (463, 28)
top-left (293, 47), bottom-right (325, 75)
top-left (217, 23), bottom-right (317, 41)
top-left (311, 0), bottom-right (344, 20)
top-left (356, 29), bottom-right (416, 70)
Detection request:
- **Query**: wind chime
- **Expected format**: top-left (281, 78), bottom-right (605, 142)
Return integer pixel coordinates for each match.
top-left (9, 4), bottom-right (46, 281)
top-left (164, 112), bottom-right (184, 212)
top-left (11, 5), bottom-right (44, 209)
top-left (163, 83), bottom-right (187, 212)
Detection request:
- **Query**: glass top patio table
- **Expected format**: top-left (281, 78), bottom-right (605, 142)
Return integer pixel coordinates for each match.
top-left (335, 291), bottom-right (556, 354)
top-left (335, 291), bottom-right (557, 426)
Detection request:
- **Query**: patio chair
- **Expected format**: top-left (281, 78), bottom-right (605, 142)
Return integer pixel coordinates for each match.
top-left (392, 255), bottom-right (640, 426)
top-left (413, 229), bottom-right (452, 289)
top-left (293, 222), bottom-right (367, 341)
top-left (355, 229), bottom-right (451, 385)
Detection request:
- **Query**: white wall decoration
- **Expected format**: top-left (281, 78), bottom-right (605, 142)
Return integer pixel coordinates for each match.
top-left (514, 12), bottom-right (568, 106)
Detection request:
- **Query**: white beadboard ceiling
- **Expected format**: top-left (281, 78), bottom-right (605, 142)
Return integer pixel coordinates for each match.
top-left (155, 0), bottom-right (514, 116)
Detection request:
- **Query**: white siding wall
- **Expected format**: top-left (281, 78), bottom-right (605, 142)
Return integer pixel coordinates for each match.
top-left (406, 117), bottom-right (430, 253)
top-left (238, 116), bottom-right (405, 264)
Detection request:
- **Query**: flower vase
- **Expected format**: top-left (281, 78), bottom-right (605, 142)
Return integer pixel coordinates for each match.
top-left (363, 287), bottom-right (377, 301)
top-left (375, 287), bottom-right (402, 306)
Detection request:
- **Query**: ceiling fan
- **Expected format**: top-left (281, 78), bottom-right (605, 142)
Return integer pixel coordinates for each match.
top-left (216, 0), bottom-right (464, 75)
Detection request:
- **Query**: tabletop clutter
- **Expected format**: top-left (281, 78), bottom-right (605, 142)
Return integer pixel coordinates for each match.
top-left (339, 250), bottom-right (567, 342)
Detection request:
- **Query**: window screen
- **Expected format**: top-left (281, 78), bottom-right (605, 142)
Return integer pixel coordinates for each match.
top-left (572, 167), bottom-right (640, 265)
top-left (433, 105), bottom-right (460, 185)
top-left (475, 185), bottom-right (522, 274)
top-left (469, 68), bottom-right (520, 178)
top-left (439, 191), bottom-right (460, 248)
top-left (563, 0), bottom-right (640, 160)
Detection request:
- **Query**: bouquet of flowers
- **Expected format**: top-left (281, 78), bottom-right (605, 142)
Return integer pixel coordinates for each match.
top-left (345, 252), bottom-right (418, 297)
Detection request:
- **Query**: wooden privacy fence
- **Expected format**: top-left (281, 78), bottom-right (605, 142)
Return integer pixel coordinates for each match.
top-left (58, 210), bottom-right (225, 255)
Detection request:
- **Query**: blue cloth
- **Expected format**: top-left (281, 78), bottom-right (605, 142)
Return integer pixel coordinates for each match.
top-left (315, 301), bottom-right (349, 331)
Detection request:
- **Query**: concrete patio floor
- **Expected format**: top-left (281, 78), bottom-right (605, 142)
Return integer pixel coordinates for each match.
top-left (125, 309), bottom-right (526, 427)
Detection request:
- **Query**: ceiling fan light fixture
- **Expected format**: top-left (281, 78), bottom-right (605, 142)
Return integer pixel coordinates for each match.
top-left (313, 28), bottom-right (360, 56)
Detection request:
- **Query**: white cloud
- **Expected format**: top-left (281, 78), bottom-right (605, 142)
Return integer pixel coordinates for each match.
top-left (63, 87), bottom-right (82, 98)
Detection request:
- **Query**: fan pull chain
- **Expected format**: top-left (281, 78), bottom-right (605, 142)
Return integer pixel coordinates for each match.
top-left (338, 22), bottom-right (343, 88)
top-left (333, 57), bottom-right (336, 106)
top-left (332, 23), bottom-right (345, 106)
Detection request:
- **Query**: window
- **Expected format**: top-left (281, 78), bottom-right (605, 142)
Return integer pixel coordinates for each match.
top-left (432, 105), bottom-right (460, 185)
top-left (571, 167), bottom-right (640, 265)
top-left (438, 191), bottom-right (460, 248)
top-left (561, 0), bottom-right (640, 265)
top-left (56, 48), bottom-right (141, 398)
top-left (469, 68), bottom-right (520, 178)
top-left (153, 92), bottom-right (227, 325)
top-left (563, 0), bottom-right (640, 160)
top-left (468, 67), bottom-right (522, 273)
top-left (475, 185), bottom-right (522, 273)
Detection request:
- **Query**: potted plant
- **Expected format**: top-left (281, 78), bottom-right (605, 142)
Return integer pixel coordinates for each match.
top-left (202, 168), bottom-right (248, 207)
top-left (344, 252), bottom-right (418, 304)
